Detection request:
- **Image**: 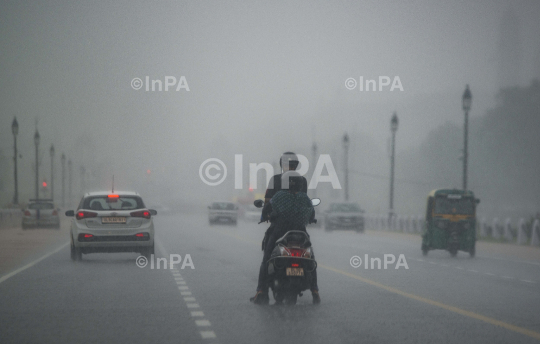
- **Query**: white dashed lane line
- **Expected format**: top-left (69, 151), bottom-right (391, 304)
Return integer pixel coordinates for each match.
top-left (157, 240), bottom-right (218, 341)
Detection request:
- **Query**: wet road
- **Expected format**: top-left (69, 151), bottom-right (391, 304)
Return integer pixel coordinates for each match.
top-left (1, 212), bottom-right (540, 344)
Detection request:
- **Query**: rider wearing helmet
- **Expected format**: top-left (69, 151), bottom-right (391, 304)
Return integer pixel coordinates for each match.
top-left (250, 153), bottom-right (320, 305)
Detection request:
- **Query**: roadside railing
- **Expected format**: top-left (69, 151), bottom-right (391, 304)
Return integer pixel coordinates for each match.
top-left (0, 209), bottom-right (22, 229)
top-left (364, 215), bottom-right (540, 247)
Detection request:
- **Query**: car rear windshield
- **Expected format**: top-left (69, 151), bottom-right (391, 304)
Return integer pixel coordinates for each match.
top-left (329, 203), bottom-right (360, 212)
top-left (82, 196), bottom-right (145, 211)
top-left (211, 202), bottom-right (235, 210)
top-left (28, 203), bottom-right (54, 210)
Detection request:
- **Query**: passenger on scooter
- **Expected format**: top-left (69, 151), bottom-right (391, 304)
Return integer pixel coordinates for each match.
top-left (250, 171), bottom-right (320, 305)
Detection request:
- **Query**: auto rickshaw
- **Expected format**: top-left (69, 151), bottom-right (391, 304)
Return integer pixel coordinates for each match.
top-left (421, 189), bottom-right (480, 257)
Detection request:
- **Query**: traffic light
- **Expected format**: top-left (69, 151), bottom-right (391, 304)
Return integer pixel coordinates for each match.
top-left (42, 181), bottom-right (47, 188)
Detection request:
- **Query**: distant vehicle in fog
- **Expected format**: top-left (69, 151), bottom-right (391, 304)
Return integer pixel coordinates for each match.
top-left (208, 201), bottom-right (238, 226)
top-left (421, 189), bottom-right (479, 257)
top-left (22, 199), bottom-right (60, 229)
top-left (324, 202), bottom-right (365, 233)
top-left (244, 205), bottom-right (261, 222)
top-left (65, 191), bottom-right (157, 261)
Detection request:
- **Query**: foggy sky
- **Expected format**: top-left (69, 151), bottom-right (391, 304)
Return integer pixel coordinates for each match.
top-left (1, 0), bottom-right (539, 214)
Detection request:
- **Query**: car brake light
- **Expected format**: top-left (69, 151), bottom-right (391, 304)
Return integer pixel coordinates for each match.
top-left (84, 234), bottom-right (93, 238)
top-left (24, 210), bottom-right (31, 216)
top-left (135, 233), bottom-right (144, 237)
top-left (130, 210), bottom-right (151, 219)
top-left (76, 211), bottom-right (98, 220)
top-left (108, 194), bottom-right (119, 198)
top-left (291, 263), bottom-right (299, 267)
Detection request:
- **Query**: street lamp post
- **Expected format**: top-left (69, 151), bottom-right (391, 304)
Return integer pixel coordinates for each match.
top-left (389, 112), bottom-right (399, 220)
top-left (342, 133), bottom-right (350, 201)
top-left (312, 142), bottom-right (318, 198)
top-left (80, 165), bottom-right (86, 194)
top-left (61, 154), bottom-right (66, 208)
top-left (68, 159), bottom-right (72, 206)
top-left (462, 85), bottom-right (472, 190)
top-left (11, 117), bottom-right (19, 205)
top-left (50, 145), bottom-right (55, 201)
top-left (34, 130), bottom-right (40, 199)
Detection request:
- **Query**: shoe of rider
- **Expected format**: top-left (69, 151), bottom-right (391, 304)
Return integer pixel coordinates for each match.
top-left (312, 289), bottom-right (321, 304)
top-left (250, 290), bottom-right (269, 305)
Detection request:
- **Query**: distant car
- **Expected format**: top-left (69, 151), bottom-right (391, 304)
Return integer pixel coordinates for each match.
top-left (65, 191), bottom-right (156, 261)
top-left (324, 202), bottom-right (364, 232)
top-left (208, 201), bottom-right (238, 225)
top-left (244, 205), bottom-right (261, 222)
top-left (22, 199), bottom-right (60, 229)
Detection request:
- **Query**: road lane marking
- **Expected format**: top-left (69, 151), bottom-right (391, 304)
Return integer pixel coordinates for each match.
top-left (195, 320), bottom-right (211, 327)
top-left (320, 264), bottom-right (540, 341)
top-left (187, 303), bottom-right (200, 308)
top-left (181, 291), bottom-right (192, 296)
top-left (178, 286), bottom-right (189, 290)
top-left (485, 273), bottom-right (495, 276)
top-left (217, 229), bottom-right (540, 341)
top-left (184, 297), bottom-right (196, 302)
top-left (200, 331), bottom-right (217, 339)
top-left (520, 280), bottom-right (536, 283)
top-left (468, 270), bottom-right (478, 273)
top-left (191, 311), bottom-right (204, 317)
top-left (0, 242), bottom-right (69, 285)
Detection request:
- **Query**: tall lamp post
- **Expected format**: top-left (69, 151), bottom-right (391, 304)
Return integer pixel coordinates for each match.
top-left (50, 145), bottom-right (55, 200)
top-left (61, 154), bottom-right (66, 207)
top-left (34, 130), bottom-right (40, 199)
top-left (68, 159), bottom-right (72, 206)
top-left (342, 133), bottom-right (350, 201)
top-left (462, 85), bottom-right (472, 190)
top-left (389, 112), bottom-right (399, 220)
top-left (312, 142), bottom-right (318, 198)
top-left (12, 117), bottom-right (19, 205)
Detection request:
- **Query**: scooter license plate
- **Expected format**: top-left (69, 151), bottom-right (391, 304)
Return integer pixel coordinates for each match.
top-left (286, 267), bottom-right (304, 276)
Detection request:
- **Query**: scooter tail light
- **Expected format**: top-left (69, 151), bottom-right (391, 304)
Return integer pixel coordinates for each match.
top-left (288, 248), bottom-right (304, 257)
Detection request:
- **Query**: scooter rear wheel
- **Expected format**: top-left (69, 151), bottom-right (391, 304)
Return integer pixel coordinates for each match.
top-left (284, 291), bottom-right (298, 305)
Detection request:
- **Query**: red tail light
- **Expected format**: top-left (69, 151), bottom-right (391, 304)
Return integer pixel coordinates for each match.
top-left (288, 248), bottom-right (304, 257)
top-left (130, 210), bottom-right (151, 219)
top-left (78, 233), bottom-right (94, 241)
top-left (24, 210), bottom-right (31, 216)
top-left (76, 211), bottom-right (98, 220)
top-left (52, 210), bottom-right (58, 216)
top-left (107, 194), bottom-right (119, 198)
top-left (135, 233), bottom-right (145, 237)
top-left (291, 263), bottom-right (300, 267)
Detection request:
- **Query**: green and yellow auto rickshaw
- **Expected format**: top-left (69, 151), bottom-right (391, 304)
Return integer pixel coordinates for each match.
top-left (421, 189), bottom-right (480, 257)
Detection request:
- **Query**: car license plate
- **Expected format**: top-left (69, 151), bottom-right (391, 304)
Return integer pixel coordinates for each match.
top-left (286, 267), bottom-right (304, 276)
top-left (102, 217), bottom-right (126, 224)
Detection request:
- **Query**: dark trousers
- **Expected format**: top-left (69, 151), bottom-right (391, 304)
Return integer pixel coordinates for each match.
top-left (256, 225), bottom-right (318, 292)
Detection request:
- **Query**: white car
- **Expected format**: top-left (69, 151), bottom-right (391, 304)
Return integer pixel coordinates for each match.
top-left (244, 205), bottom-right (261, 222)
top-left (22, 199), bottom-right (60, 229)
top-left (65, 191), bottom-right (156, 261)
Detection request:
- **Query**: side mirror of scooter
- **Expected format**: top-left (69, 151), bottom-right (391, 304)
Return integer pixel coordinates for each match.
top-left (311, 198), bottom-right (321, 207)
top-left (253, 199), bottom-right (264, 208)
